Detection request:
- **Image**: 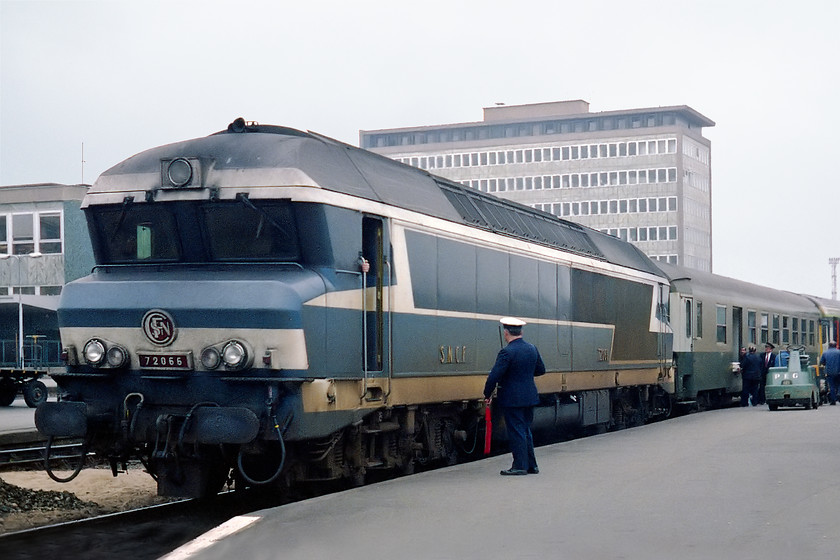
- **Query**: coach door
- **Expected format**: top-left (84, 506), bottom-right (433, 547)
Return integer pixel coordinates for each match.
top-left (732, 307), bottom-right (743, 355)
top-left (361, 216), bottom-right (389, 399)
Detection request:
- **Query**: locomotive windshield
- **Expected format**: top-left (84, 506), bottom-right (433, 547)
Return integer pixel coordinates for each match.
top-left (88, 199), bottom-right (300, 264)
top-left (202, 200), bottom-right (298, 261)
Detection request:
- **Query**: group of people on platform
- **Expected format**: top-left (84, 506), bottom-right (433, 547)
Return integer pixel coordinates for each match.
top-left (738, 340), bottom-right (840, 407)
top-left (484, 317), bottom-right (840, 479)
top-left (738, 342), bottom-right (778, 406)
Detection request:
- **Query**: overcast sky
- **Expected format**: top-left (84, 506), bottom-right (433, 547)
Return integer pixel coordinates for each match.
top-left (2, 0), bottom-right (838, 297)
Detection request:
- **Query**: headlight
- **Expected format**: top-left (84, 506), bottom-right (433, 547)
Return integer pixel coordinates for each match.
top-left (167, 158), bottom-right (193, 187)
top-left (222, 341), bottom-right (247, 369)
top-left (106, 345), bottom-right (129, 368)
top-left (83, 339), bottom-right (106, 366)
top-left (200, 347), bottom-right (221, 370)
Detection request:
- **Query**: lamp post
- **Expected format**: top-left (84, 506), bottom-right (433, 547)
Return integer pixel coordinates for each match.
top-left (1, 252), bottom-right (42, 369)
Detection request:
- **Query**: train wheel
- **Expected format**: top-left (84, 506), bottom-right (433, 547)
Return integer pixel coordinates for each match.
top-left (23, 380), bottom-right (48, 408)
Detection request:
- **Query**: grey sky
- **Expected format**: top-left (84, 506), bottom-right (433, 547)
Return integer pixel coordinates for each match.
top-left (2, 0), bottom-right (838, 296)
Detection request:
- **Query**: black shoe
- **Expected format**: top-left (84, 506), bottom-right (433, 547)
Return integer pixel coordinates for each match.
top-left (830, 402), bottom-right (836, 406)
top-left (500, 468), bottom-right (527, 476)
top-left (527, 468), bottom-right (539, 474)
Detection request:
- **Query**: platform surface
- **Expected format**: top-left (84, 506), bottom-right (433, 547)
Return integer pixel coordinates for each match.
top-left (164, 405), bottom-right (840, 560)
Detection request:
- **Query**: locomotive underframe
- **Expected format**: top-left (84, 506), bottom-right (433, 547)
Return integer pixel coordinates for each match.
top-left (39, 377), bottom-right (673, 497)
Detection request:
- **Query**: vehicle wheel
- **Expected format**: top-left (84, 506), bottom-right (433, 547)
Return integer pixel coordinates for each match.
top-left (0, 379), bottom-right (16, 406)
top-left (23, 380), bottom-right (48, 408)
top-left (804, 398), bottom-right (812, 410)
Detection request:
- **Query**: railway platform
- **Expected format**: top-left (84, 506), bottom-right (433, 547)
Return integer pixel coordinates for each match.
top-left (165, 405), bottom-right (840, 560)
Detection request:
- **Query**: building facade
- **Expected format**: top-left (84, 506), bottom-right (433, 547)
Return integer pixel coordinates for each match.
top-left (360, 100), bottom-right (714, 271)
top-left (0, 183), bottom-right (94, 367)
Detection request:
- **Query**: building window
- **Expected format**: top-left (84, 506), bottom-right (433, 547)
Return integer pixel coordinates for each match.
top-left (39, 212), bottom-right (62, 254)
top-left (12, 213), bottom-right (35, 254)
top-left (772, 314), bottom-right (780, 345)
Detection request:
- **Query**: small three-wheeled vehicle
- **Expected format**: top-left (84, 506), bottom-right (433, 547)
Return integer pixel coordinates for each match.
top-left (764, 347), bottom-right (820, 411)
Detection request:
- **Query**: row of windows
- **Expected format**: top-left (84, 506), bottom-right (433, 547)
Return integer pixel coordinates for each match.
top-left (603, 225), bottom-right (679, 243)
top-left (534, 196), bottom-right (678, 217)
top-left (710, 305), bottom-right (817, 346)
top-left (683, 138), bottom-right (710, 164)
top-left (684, 170), bottom-right (710, 193)
top-left (650, 254), bottom-right (679, 265)
top-left (363, 111), bottom-right (685, 148)
top-left (461, 167), bottom-right (679, 193)
top-left (396, 138), bottom-right (678, 171)
top-left (0, 285), bottom-right (62, 296)
top-left (0, 212), bottom-right (63, 255)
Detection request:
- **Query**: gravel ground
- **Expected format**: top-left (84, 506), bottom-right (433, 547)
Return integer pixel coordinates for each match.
top-left (0, 466), bottom-right (166, 534)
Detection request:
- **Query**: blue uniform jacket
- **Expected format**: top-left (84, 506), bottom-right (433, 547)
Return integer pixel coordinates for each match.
top-left (820, 347), bottom-right (840, 375)
top-left (741, 352), bottom-right (762, 380)
top-left (483, 338), bottom-right (546, 407)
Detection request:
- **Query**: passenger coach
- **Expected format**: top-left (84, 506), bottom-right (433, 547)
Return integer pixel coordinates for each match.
top-left (658, 263), bottom-right (821, 408)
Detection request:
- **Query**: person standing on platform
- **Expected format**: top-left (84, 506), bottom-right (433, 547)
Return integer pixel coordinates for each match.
top-left (741, 345), bottom-right (762, 406)
top-left (820, 341), bottom-right (840, 405)
top-left (484, 317), bottom-right (546, 476)
top-left (758, 342), bottom-right (777, 405)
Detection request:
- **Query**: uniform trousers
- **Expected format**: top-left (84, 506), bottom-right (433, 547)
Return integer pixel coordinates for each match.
top-left (502, 406), bottom-right (538, 471)
top-left (741, 378), bottom-right (760, 407)
top-left (828, 374), bottom-right (840, 404)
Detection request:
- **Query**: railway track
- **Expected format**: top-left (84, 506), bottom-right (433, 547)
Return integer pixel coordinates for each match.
top-left (0, 488), bottom-right (283, 560)
top-left (0, 440), bottom-right (88, 470)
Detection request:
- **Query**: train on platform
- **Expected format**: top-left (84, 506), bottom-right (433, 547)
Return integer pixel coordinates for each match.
top-left (34, 119), bottom-right (838, 498)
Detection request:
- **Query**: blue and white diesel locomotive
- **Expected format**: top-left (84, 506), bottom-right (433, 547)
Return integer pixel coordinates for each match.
top-left (36, 119), bottom-right (675, 497)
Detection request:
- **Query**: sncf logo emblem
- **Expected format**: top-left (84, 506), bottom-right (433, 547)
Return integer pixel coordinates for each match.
top-left (142, 310), bottom-right (177, 346)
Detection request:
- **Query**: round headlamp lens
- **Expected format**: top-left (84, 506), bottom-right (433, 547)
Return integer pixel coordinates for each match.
top-left (201, 347), bottom-right (221, 370)
top-left (167, 158), bottom-right (192, 187)
top-left (83, 339), bottom-right (106, 366)
top-left (222, 341), bottom-right (246, 368)
top-left (106, 345), bottom-right (128, 368)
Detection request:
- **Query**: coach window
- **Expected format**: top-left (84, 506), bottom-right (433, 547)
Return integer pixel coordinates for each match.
top-left (760, 313), bottom-right (769, 343)
top-left (716, 305), bottom-right (727, 343)
top-left (0, 215), bottom-right (6, 254)
top-left (684, 299), bottom-right (692, 338)
top-left (696, 302), bottom-right (703, 338)
top-left (772, 314), bottom-right (781, 345)
top-left (748, 311), bottom-right (757, 344)
top-left (782, 316), bottom-right (790, 344)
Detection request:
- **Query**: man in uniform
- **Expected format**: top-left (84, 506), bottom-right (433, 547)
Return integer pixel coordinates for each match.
top-left (483, 317), bottom-right (546, 475)
top-left (820, 341), bottom-right (840, 405)
top-left (741, 345), bottom-right (762, 406)
top-left (757, 342), bottom-right (776, 405)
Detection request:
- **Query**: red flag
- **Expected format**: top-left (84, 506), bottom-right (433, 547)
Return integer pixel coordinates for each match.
top-left (484, 404), bottom-right (492, 455)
